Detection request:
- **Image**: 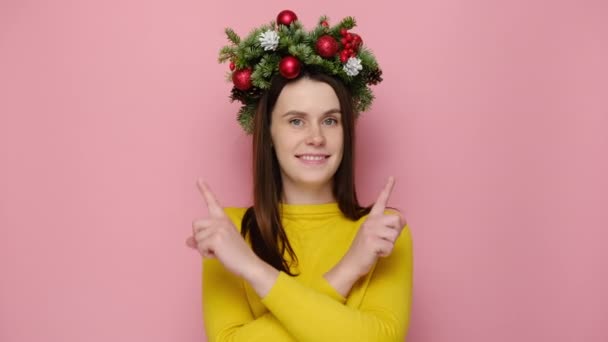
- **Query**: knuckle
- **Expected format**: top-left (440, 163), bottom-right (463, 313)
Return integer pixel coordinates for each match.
top-left (391, 215), bottom-right (400, 226)
top-left (192, 219), bottom-right (201, 230)
top-left (383, 237), bottom-right (393, 246)
top-left (389, 230), bottom-right (399, 242)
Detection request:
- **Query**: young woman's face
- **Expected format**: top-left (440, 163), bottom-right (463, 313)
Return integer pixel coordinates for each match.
top-left (270, 77), bottom-right (344, 191)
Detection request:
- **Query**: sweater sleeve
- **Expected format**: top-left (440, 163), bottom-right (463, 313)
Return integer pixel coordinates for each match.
top-left (201, 207), bottom-right (349, 341)
top-left (201, 257), bottom-right (296, 341)
top-left (259, 224), bottom-right (414, 342)
top-left (202, 256), bottom-right (349, 341)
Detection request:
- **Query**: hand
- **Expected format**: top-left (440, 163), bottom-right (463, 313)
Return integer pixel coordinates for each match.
top-left (186, 179), bottom-right (262, 279)
top-left (338, 176), bottom-right (407, 279)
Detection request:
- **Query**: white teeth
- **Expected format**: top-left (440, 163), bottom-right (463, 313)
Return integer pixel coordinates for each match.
top-left (300, 155), bottom-right (326, 161)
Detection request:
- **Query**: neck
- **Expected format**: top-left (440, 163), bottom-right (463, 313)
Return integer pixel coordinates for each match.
top-left (280, 177), bottom-right (335, 205)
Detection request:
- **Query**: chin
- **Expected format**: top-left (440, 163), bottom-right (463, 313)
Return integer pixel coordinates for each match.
top-left (281, 158), bottom-right (340, 188)
top-left (292, 172), bottom-right (335, 187)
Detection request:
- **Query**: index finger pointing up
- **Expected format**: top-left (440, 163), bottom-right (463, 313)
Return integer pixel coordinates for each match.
top-left (197, 179), bottom-right (224, 217)
top-left (370, 176), bottom-right (395, 217)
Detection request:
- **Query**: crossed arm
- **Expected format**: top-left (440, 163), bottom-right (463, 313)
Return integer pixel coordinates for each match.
top-left (202, 225), bottom-right (413, 342)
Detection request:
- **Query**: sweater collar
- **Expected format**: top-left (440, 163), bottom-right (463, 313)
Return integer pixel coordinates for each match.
top-left (278, 202), bottom-right (342, 218)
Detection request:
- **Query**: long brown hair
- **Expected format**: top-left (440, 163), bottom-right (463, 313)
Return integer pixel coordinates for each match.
top-left (240, 70), bottom-right (372, 275)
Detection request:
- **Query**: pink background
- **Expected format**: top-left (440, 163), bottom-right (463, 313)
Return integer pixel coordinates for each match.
top-left (1, 0), bottom-right (607, 341)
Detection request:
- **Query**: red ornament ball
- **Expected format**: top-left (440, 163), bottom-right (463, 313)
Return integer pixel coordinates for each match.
top-left (279, 56), bottom-right (301, 79)
top-left (229, 61), bottom-right (235, 71)
top-left (232, 68), bottom-right (252, 90)
top-left (350, 33), bottom-right (363, 50)
top-left (339, 50), bottom-right (349, 63)
top-left (315, 35), bottom-right (339, 58)
top-left (277, 10), bottom-right (298, 26)
top-left (321, 20), bottom-right (329, 27)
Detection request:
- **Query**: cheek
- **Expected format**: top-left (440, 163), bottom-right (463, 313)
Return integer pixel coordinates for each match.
top-left (330, 131), bottom-right (344, 150)
top-left (335, 134), bottom-right (345, 161)
top-left (273, 134), bottom-right (295, 158)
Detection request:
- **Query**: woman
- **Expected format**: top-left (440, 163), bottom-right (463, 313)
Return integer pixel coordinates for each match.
top-left (186, 12), bottom-right (413, 342)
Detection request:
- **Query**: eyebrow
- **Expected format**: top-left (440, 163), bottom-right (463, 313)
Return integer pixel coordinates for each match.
top-left (282, 108), bottom-right (341, 117)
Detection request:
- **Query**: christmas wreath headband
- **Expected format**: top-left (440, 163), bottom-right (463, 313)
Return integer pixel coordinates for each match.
top-left (218, 10), bottom-right (383, 134)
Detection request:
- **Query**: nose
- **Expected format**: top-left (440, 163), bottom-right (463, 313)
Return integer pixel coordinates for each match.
top-left (305, 125), bottom-right (326, 146)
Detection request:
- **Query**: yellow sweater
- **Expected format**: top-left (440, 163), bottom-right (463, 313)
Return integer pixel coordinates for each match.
top-left (202, 202), bottom-right (413, 342)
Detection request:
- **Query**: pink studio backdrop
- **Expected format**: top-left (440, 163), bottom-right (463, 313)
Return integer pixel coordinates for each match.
top-left (1, 0), bottom-right (606, 341)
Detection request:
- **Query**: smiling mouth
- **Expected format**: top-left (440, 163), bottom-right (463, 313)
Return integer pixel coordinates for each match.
top-left (296, 155), bottom-right (330, 161)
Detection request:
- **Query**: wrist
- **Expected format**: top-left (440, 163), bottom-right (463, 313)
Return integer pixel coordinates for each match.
top-left (324, 260), bottom-right (362, 298)
top-left (241, 256), bottom-right (265, 281)
top-left (244, 257), bottom-right (280, 298)
top-left (336, 256), bottom-right (365, 279)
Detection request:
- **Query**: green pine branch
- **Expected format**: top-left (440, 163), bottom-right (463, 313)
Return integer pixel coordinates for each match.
top-left (251, 66), bottom-right (271, 89)
top-left (355, 86), bottom-right (374, 112)
top-left (357, 46), bottom-right (379, 69)
top-left (218, 45), bottom-right (237, 63)
top-left (330, 16), bottom-right (357, 36)
top-left (257, 54), bottom-right (280, 77)
top-left (288, 43), bottom-right (314, 60)
top-left (224, 28), bottom-right (241, 45)
top-left (237, 104), bottom-right (257, 135)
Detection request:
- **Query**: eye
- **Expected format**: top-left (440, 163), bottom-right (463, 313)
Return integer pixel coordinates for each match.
top-left (289, 118), bottom-right (303, 127)
top-left (323, 118), bottom-right (339, 126)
